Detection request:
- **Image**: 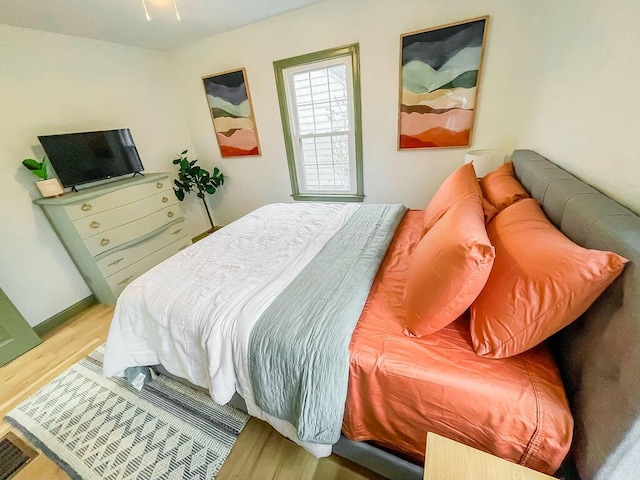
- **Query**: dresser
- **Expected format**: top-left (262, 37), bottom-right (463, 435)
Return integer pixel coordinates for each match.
top-left (35, 173), bottom-right (191, 305)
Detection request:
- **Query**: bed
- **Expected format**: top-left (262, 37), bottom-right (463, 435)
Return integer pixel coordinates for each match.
top-left (104, 149), bottom-right (640, 480)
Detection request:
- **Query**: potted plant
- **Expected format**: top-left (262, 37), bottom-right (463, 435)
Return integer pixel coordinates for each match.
top-left (22, 157), bottom-right (64, 197)
top-left (172, 150), bottom-right (224, 232)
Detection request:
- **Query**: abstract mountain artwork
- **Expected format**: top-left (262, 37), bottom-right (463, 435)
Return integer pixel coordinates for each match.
top-left (398, 17), bottom-right (488, 149)
top-left (203, 68), bottom-right (261, 157)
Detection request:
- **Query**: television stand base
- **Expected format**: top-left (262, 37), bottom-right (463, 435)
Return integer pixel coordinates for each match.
top-left (132, 172), bottom-right (145, 178)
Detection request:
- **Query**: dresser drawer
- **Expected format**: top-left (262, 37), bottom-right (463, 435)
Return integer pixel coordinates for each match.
top-left (64, 177), bottom-right (172, 220)
top-left (106, 236), bottom-right (192, 298)
top-left (74, 191), bottom-right (177, 238)
top-left (84, 205), bottom-right (183, 256)
top-left (96, 221), bottom-right (188, 276)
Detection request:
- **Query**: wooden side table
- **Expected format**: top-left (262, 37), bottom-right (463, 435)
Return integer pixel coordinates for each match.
top-left (424, 432), bottom-right (555, 479)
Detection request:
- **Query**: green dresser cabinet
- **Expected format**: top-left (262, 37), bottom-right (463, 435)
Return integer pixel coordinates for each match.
top-left (35, 173), bottom-right (191, 305)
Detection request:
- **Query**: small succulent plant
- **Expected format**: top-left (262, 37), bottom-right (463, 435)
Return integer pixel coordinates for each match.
top-left (22, 157), bottom-right (49, 180)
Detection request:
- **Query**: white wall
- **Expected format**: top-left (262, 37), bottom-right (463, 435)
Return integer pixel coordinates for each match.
top-left (518, 0), bottom-right (640, 214)
top-left (168, 0), bottom-right (542, 225)
top-left (0, 25), bottom-right (197, 326)
top-left (6, 0), bottom-right (640, 325)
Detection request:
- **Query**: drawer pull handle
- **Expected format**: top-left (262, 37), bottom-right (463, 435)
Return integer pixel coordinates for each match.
top-left (90, 221), bottom-right (100, 229)
top-left (156, 182), bottom-right (163, 189)
top-left (81, 203), bottom-right (92, 211)
top-left (100, 238), bottom-right (110, 246)
top-left (178, 244), bottom-right (190, 251)
top-left (172, 228), bottom-right (183, 235)
top-left (117, 275), bottom-right (135, 286)
top-left (107, 257), bottom-right (124, 267)
top-left (162, 196), bottom-right (169, 203)
top-left (167, 211), bottom-right (174, 218)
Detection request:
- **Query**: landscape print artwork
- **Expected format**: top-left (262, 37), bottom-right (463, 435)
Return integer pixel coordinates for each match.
top-left (203, 68), bottom-right (261, 157)
top-left (398, 17), bottom-right (488, 149)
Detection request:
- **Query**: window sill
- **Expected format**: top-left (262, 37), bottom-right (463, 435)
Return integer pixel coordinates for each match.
top-left (292, 193), bottom-right (365, 203)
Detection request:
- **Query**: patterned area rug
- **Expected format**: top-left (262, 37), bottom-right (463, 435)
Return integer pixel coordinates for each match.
top-left (5, 345), bottom-right (249, 479)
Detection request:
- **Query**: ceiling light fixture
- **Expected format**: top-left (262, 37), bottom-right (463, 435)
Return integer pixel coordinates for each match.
top-left (141, 0), bottom-right (151, 21)
top-left (141, 0), bottom-right (181, 22)
top-left (173, 0), bottom-right (182, 21)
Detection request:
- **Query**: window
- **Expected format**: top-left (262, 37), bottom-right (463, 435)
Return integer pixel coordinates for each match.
top-left (274, 44), bottom-right (364, 202)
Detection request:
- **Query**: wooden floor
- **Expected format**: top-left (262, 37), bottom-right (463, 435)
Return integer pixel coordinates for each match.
top-left (0, 304), bottom-right (385, 480)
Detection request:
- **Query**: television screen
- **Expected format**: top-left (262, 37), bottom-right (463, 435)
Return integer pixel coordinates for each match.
top-left (38, 129), bottom-right (144, 188)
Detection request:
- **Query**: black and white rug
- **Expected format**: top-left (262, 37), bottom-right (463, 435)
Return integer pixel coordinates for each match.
top-left (5, 345), bottom-right (249, 480)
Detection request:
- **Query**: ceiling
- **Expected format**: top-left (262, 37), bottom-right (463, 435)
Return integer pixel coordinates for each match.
top-left (0, 0), bottom-right (321, 50)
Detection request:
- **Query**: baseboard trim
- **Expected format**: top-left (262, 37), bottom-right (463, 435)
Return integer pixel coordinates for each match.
top-left (33, 295), bottom-right (97, 336)
top-left (191, 226), bottom-right (223, 244)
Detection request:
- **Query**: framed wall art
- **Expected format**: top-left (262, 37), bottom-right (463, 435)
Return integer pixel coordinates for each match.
top-left (398, 16), bottom-right (488, 150)
top-left (202, 68), bottom-right (261, 157)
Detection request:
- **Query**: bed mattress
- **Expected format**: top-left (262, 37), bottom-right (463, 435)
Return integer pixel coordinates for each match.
top-left (342, 210), bottom-right (574, 475)
top-left (103, 202), bottom-right (405, 458)
top-left (104, 202), bottom-right (364, 456)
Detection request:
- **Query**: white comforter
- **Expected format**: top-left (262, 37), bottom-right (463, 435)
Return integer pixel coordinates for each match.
top-left (103, 202), bottom-right (361, 456)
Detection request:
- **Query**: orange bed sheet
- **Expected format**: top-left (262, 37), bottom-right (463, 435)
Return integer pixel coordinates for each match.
top-left (342, 210), bottom-right (573, 475)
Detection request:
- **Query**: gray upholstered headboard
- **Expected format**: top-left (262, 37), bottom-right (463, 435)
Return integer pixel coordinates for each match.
top-left (511, 150), bottom-right (640, 480)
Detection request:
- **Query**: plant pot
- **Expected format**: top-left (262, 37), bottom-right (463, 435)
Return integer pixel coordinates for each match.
top-left (36, 178), bottom-right (64, 197)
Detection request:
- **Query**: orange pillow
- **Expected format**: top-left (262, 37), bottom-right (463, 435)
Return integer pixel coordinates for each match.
top-left (405, 194), bottom-right (495, 337)
top-left (470, 198), bottom-right (628, 358)
top-left (422, 163), bottom-right (482, 235)
top-left (479, 162), bottom-right (529, 213)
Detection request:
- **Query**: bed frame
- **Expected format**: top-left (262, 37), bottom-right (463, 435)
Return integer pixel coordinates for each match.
top-left (157, 149), bottom-right (639, 480)
top-left (512, 150), bottom-right (640, 480)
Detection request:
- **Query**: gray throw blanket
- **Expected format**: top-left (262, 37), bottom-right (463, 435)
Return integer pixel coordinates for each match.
top-left (248, 204), bottom-right (406, 444)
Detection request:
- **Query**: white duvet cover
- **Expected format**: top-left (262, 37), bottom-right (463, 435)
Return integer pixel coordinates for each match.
top-left (103, 202), bottom-right (361, 456)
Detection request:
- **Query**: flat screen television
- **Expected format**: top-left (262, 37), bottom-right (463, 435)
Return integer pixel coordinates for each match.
top-left (38, 128), bottom-right (144, 189)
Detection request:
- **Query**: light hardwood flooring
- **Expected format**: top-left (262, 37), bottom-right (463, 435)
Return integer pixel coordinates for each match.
top-left (0, 304), bottom-right (385, 480)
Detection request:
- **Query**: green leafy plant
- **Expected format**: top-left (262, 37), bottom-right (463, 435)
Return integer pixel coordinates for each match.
top-left (22, 156), bottom-right (49, 180)
top-left (172, 150), bottom-right (224, 232)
